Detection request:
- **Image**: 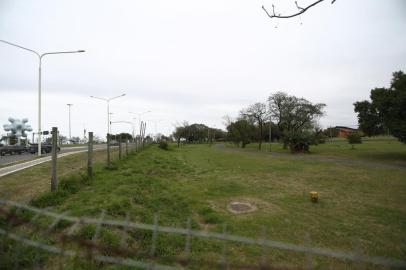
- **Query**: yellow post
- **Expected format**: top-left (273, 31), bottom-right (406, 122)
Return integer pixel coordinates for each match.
top-left (309, 191), bottom-right (318, 203)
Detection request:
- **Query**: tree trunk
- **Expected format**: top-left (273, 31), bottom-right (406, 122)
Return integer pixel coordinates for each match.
top-left (258, 124), bottom-right (263, 150)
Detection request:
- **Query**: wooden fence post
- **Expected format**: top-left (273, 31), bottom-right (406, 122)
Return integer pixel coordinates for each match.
top-left (51, 127), bottom-right (58, 192)
top-left (118, 135), bottom-right (122, 160)
top-left (88, 132), bottom-right (93, 178)
top-left (107, 133), bottom-right (111, 168)
top-left (125, 139), bottom-right (128, 156)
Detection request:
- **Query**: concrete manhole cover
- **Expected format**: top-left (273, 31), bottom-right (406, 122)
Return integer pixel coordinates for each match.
top-left (227, 201), bottom-right (257, 214)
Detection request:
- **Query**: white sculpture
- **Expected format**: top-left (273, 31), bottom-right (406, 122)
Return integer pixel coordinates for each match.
top-left (3, 117), bottom-right (33, 145)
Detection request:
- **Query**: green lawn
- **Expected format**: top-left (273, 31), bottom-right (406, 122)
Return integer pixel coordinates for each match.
top-left (242, 136), bottom-right (406, 166)
top-left (1, 141), bottom-right (405, 269)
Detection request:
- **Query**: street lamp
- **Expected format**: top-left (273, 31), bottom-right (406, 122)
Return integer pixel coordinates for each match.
top-left (90, 93), bottom-right (126, 136)
top-left (67, 104), bottom-right (73, 143)
top-left (109, 112), bottom-right (114, 134)
top-left (0, 39), bottom-right (85, 156)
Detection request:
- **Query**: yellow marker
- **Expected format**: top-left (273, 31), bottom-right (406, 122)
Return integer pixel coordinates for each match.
top-left (309, 191), bottom-right (318, 203)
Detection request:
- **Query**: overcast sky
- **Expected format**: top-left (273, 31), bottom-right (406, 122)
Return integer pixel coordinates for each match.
top-left (1, 0), bottom-right (405, 139)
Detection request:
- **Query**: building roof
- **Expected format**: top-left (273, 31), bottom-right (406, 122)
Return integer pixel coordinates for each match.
top-left (335, 126), bottom-right (358, 131)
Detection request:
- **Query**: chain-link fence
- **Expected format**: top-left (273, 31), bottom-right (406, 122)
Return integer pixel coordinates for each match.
top-left (1, 198), bottom-right (405, 270)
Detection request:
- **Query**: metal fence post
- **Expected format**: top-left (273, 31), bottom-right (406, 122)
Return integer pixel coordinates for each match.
top-left (51, 127), bottom-right (58, 192)
top-left (88, 132), bottom-right (93, 179)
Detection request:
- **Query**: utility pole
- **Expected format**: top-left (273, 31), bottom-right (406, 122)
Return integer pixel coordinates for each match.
top-left (67, 104), bottom-right (73, 143)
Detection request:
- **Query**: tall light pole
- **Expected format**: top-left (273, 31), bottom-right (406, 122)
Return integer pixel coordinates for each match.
top-left (0, 40), bottom-right (85, 156)
top-left (67, 104), bottom-right (73, 143)
top-left (109, 113), bottom-right (114, 134)
top-left (90, 93), bottom-right (126, 136)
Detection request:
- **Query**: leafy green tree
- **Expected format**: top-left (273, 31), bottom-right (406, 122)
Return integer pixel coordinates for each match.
top-left (354, 71), bottom-right (406, 142)
top-left (173, 123), bottom-right (188, 147)
top-left (240, 102), bottom-right (269, 150)
top-left (263, 122), bottom-right (281, 142)
top-left (111, 133), bottom-right (132, 141)
top-left (268, 92), bottom-right (325, 152)
top-left (226, 119), bottom-right (255, 148)
top-left (158, 141), bottom-right (169, 150)
top-left (173, 122), bottom-right (223, 146)
top-left (353, 100), bottom-right (384, 136)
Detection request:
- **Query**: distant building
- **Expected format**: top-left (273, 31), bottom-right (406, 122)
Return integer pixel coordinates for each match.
top-left (335, 126), bottom-right (359, 137)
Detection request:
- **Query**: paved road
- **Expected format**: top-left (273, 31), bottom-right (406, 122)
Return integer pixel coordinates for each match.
top-left (0, 150), bottom-right (89, 178)
top-left (0, 144), bottom-right (127, 178)
top-left (0, 145), bottom-right (107, 166)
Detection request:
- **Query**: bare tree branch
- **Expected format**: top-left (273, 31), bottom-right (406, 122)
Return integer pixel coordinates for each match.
top-left (262, 0), bottom-right (336, 20)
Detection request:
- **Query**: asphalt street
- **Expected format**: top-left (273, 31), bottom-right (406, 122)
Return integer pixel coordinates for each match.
top-left (0, 145), bottom-right (107, 166)
top-left (0, 144), bottom-right (114, 178)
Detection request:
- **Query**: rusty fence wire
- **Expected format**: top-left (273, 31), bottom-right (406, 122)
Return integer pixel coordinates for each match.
top-left (0, 198), bottom-right (405, 270)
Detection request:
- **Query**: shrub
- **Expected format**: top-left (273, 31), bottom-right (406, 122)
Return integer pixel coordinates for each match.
top-left (158, 141), bottom-right (169, 150)
top-left (30, 190), bottom-right (68, 208)
top-left (286, 131), bottom-right (313, 153)
top-left (30, 174), bottom-right (86, 208)
top-left (59, 175), bottom-right (82, 194)
top-left (346, 132), bottom-right (362, 149)
top-left (347, 132), bottom-right (362, 144)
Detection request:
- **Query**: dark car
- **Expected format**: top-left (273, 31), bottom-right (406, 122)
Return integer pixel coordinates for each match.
top-left (0, 145), bottom-right (28, 156)
top-left (29, 144), bottom-right (60, 154)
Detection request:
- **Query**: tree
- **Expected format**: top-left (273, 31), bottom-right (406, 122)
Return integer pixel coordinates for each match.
top-left (173, 122), bottom-right (188, 147)
top-left (262, 0), bottom-right (337, 20)
top-left (240, 102), bottom-right (268, 150)
top-left (226, 119), bottom-right (256, 148)
top-left (346, 132), bottom-right (362, 149)
top-left (354, 71), bottom-right (406, 143)
top-left (173, 122), bottom-right (223, 146)
top-left (353, 101), bottom-right (384, 137)
top-left (268, 92), bottom-right (325, 152)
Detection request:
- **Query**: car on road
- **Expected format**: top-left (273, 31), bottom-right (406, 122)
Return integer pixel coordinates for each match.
top-left (28, 144), bottom-right (60, 154)
top-left (0, 145), bottom-right (28, 156)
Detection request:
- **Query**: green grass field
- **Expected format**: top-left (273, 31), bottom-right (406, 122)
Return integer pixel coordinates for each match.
top-left (1, 138), bottom-right (405, 269)
top-left (242, 136), bottom-right (406, 166)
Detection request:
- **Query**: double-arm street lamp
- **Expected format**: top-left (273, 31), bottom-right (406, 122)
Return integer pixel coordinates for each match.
top-left (90, 94), bottom-right (126, 137)
top-left (0, 39), bottom-right (85, 156)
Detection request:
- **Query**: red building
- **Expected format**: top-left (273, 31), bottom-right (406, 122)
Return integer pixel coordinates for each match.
top-left (335, 126), bottom-right (359, 137)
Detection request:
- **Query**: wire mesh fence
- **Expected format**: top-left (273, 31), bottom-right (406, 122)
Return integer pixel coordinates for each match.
top-left (0, 198), bottom-right (405, 270)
